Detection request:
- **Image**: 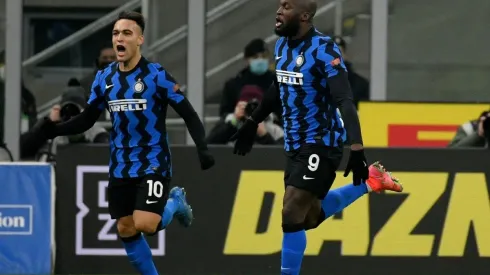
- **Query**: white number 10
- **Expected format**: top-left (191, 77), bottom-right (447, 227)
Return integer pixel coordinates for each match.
top-left (308, 154), bottom-right (320, 171)
top-left (147, 180), bottom-right (164, 198)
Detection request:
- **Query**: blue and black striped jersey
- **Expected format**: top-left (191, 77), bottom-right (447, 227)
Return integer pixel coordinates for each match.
top-left (274, 28), bottom-right (347, 151)
top-left (88, 57), bottom-right (183, 178)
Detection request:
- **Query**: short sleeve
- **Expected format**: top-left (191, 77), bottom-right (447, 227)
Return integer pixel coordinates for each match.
top-left (317, 40), bottom-right (348, 78)
top-left (157, 69), bottom-right (185, 104)
top-left (87, 70), bottom-right (105, 110)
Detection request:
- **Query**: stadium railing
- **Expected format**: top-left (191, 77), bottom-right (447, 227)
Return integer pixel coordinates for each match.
top-left (34, 0), bottom-right (252, 119)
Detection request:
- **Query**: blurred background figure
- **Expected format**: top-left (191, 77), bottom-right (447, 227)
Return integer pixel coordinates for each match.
top-left (448, 110), bottom-right (490, 148)
top-left (333, 36), bottom-right (370, 109)
top-left (219, 38), bottom-right (281, 121)
top-left (207, 85), bottom-right (283, 145)
top-left (79, 46), bottom-right (116, 100)
top-left (20, 85), bottom-right (109, 162)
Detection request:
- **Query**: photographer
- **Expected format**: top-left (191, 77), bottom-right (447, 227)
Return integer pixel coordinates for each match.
top-left (206, 86), bottom-right (283, 145)
top-left (20, 86), bottom-right (109, 161)
top-left (447, 111), bottom-right (490, 148)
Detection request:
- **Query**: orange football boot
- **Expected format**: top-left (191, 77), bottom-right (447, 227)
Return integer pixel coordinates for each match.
top-left (366, 161), bottom-right (403, 193)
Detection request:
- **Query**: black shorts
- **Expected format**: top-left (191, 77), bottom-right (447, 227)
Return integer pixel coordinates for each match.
top-left (284, 144), bottom-right (343, 199)
top-left (108, 173), bottom-right (170, 219)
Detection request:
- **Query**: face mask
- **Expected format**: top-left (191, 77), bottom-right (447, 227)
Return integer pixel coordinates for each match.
top-left (249, 58), bottom-right (269, 75)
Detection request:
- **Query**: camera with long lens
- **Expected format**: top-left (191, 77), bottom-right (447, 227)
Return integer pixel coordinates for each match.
top-left (244, 98), bottom-right (260, 117)
top-left (483, 115), bottom-right (490, 145)
top-left (60, 102), bottom-right (82, 122)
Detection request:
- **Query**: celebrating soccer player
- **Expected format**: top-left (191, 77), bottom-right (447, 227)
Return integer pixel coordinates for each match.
top-left (230, 0), bottom-right (403, 274)
top-left (37, 11), bottom-right (215, 275)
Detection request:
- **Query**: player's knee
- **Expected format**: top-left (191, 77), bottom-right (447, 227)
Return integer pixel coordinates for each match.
top-left (282, 200), bottom-right (308, 225)
top-left (134, 220), bottom-right (158, 235)
top-left (117, 218), bottom-right (137, 238)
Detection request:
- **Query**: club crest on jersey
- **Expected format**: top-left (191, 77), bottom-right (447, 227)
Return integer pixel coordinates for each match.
top-left (295, 54), bottom-right (305, 67)
top-left (134, 78), bottom-right (145, 93)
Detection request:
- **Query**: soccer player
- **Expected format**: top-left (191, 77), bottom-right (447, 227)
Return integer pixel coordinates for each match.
top-left (37, 11), bottom-right (215, 275)
top-left (230, 0), bottom-right (403, 274)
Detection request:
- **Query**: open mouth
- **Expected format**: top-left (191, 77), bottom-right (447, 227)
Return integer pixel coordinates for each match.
top-left (275, 17), bottom-right (283, 28)
top-left (116, 45), bottom-right (126, 53)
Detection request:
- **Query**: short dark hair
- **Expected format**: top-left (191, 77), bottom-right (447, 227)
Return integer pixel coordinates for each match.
top-left (117, 11), bottom-right (145, 33)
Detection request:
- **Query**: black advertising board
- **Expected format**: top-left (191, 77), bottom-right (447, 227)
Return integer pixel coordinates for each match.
top-left (55, 145), bottom-right (490, 275)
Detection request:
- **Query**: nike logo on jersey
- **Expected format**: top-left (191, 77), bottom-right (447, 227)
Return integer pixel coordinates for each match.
top-left (105, 84), bottom-right (114, 89)
top-left (276, 56), bottom-right (282, 60)
top-left (276, 70), bottom-right (304, 86)
top-left (146, 200), bottom-right (157, 204)
top-left (303, 175), bottom-right (314, 180)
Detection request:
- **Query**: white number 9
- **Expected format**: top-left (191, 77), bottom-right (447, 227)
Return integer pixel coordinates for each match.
top-left (308, 154), bottom-right (320, 171)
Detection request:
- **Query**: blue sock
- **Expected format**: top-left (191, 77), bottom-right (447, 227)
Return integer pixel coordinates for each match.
top-left (121, 233), bottom-right (158, 275)
top-left (160, 198), bottom-right (178, 229)
top-left (322, 182), bottom-right (369, 219)
top-left (281, 228), bottom-right (307, 275)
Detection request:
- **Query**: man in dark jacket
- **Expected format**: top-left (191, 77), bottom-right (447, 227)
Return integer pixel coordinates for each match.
top-left (79, 46), bottom-right (116, 100)
top-left (219, 38), bottom-right (281, 120)
top-left (334, 36), bottom-right (370, 109)
top-left (447, 110), bottom-right (490, 148)
top-left (207, 86), bottom-right (283, 145)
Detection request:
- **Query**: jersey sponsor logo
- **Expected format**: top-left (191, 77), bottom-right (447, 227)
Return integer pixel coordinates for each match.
top-left (108, 99), bottom-right (147, 113)
top-left (0, 205), bottom-right (33, 235)
top-left (276, 70), bottom-right (304, 86)
top-left (75, 165), bottom-right (165, 256)
top-left (224, 170), bottom-right (490, 257)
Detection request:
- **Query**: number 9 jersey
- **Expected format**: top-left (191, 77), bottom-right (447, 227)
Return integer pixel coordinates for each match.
top-left (274, 28), bottom-right (347, 152)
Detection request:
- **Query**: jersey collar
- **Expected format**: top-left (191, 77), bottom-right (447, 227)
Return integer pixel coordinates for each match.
top-left (287, 26), bottom-right (317, 48)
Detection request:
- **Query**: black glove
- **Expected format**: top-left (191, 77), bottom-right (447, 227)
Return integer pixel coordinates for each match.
top-left (343, 149), bottom-right (369, 186)
top-left (198, 149), bottom-right (215, 170)
top-left (230, 118), bottom-right (258, 156)
top-left (34, 117), bottom-right (58, 140)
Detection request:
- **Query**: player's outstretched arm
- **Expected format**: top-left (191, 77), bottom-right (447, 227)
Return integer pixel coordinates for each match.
top-left (250, 80), bottom-right (281, 124)
top-left (229, 80), bottom-right (281, 156)
top-left (319, 41), bottom-right (363, 146)
top-left (319, 40), bottom-right (368, 184)
top-left (158, 70), bottom-right (214, 170)
top-left (51, 100), bottom-right (103, 136)
top-left (38, 73), bottom-right (105, 139)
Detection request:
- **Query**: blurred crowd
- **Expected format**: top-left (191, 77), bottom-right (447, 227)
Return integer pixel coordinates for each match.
top-left (0, 34), bottom-right (488, 163)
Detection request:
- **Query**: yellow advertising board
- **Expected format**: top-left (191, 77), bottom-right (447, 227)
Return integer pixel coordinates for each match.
top-left (358, 102), bottom-right (489, 147)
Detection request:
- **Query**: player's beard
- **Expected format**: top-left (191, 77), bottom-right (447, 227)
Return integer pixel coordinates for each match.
top-left (275, 17), bottom-right (301, 37)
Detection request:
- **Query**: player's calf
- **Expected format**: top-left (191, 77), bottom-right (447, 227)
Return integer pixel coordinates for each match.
top-left (117, 215), bottom-right (159, 275)
top-left (281, 186), bottom-right (316, 275)
top-left (303, 161), bottom-right (403, 231)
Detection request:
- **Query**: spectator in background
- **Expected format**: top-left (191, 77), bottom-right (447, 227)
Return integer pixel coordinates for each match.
top-left (207, 86), bottom-right (283, 145)
top-left (448, 110), bottom-right (490, 148)
top-left (79, 46), bottom-right (116, 99)
top-left (0, 61), bottom-right (38, 139)
top-left (219, 38), bottom-right (281, 121)
top-left (20, 85), bottom-right (109, 162)
top-left (334, 36), bottom-right (370, 109)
